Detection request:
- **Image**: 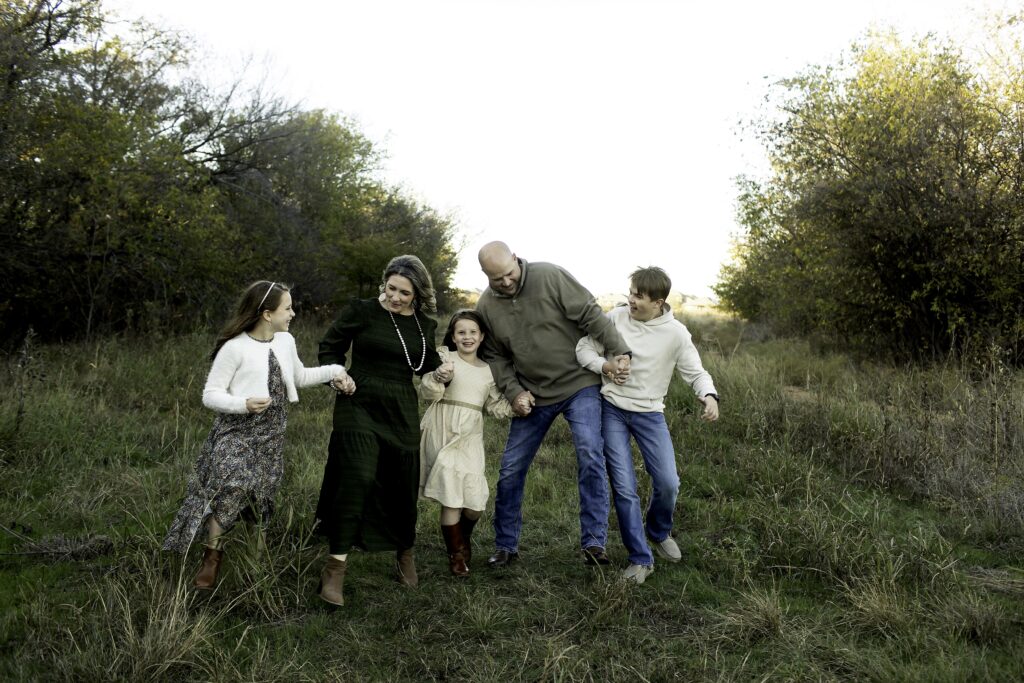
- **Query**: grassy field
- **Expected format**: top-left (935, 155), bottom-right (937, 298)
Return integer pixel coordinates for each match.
top-left (1, 316), bottom-right (1022, 681)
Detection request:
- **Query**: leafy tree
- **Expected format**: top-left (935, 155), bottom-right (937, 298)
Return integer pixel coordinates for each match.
top-left (718, 31), bottom-right (1024, 364)
top-left (1, 0), bottom-right (463, 344)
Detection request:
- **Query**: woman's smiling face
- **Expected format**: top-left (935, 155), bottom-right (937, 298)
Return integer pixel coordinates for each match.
top-left (383, 275), bottom-right (415, 315)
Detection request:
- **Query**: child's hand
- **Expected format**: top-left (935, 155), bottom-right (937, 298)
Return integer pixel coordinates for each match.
top-left (331, 374), bottom-right (357, 395)
top-left (433, 361), bottom-right (454, 383)
top-left (246, 397), bottom-right (272, 413)
top-left (602, 355), bottom-right (631, 385)
top-left (699, 395), bottom-right (719, 422)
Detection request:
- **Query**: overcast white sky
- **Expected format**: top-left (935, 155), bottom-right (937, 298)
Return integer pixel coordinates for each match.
top-left (108, 0), bottom-right (1007, 297)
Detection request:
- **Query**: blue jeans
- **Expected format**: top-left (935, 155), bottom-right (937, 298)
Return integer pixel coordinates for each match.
top-left (602, 400), bottom-right (679, 566)
top-left (492, 385), bottom-right (609, 553)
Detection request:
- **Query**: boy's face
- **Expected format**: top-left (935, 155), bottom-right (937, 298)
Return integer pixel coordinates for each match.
top-left (628, 287), bottom-right (663, 322)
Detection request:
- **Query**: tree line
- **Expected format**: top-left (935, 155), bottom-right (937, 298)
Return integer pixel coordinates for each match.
top-left (1, 0), bottom-right (460, 346)
top-left (716, 24), bottom-right (1024, 366)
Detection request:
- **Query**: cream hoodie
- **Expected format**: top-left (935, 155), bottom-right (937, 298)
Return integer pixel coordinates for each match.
top-left (575, 305), bottom-right (716, 413)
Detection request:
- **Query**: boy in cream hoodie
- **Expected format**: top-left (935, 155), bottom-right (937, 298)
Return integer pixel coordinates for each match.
top-left (576, 267), bottom-right (719, 584)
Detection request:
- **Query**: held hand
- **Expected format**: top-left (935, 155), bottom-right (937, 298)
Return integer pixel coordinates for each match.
top-left (512, 390), bottom-right (535, 417)
top-left (246, 397), bottom-right (272, 414)
top-left (602, 355), bottom-right (631, 385)
top-left (433, 360), bottom-right (455, 384)
top-left (699, 395), bottom-right (719, 422)
top-left (331, 374), bottom-right (357, 395)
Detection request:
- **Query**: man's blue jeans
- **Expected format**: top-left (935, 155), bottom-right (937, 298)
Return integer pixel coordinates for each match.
top-left (602, 400), bottom-right (680, 566)
top-left (492, 385), bottom-right (609, 553)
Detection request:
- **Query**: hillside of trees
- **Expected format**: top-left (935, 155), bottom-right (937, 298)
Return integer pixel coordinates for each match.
top-left (716, 23), bottom-right (1024, 366)
top-left (1, 0), bottom-right (459, 345)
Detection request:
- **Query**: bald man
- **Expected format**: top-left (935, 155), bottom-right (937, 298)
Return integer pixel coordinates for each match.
top-left (476, 242), bottom-right (632, 568)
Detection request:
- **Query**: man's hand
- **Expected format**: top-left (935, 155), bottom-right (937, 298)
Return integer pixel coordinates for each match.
top-left (513, 390), bottom-right (535, 417)
top-left (602, 354), bottom-right (631, 385)
top-left (699, 394), bottom-right (719, 422)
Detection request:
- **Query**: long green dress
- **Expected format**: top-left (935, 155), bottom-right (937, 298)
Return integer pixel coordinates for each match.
top-left (315, 298), bottom-right (441, 553)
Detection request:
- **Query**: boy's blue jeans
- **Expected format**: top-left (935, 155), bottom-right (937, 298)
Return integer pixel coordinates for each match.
top-left (602, 399), bottom-right (680, 566)
top-left (492, 385), bottom-right (609, 553)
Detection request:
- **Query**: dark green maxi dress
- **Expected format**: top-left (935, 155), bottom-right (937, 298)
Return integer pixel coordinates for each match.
top-left (315, 298), bottom-right (441, 554)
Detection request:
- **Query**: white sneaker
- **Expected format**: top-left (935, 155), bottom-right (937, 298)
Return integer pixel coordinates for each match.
top-left (622, 564), bottom-right (654, 584)
top-left (651, 536), bottom-right (682, 563)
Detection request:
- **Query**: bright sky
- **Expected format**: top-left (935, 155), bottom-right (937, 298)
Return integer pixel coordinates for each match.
top-left (108, 0), bottom-right (1006, 297)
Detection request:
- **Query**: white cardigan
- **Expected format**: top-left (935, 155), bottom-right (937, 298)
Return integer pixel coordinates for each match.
top-left (202, 332), bottom-right (344, 414)
top-left (575, 305), bottom-right (717, 413)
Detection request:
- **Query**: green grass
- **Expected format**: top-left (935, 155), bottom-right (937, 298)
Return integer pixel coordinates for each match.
top-left (1, 318), bottom-right (1022, 681)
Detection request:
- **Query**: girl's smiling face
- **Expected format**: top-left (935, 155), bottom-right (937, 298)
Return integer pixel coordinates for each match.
top-left (452, 318), bottom-right (483, 355)
top-left (266, 291), bottom-right (295, 332)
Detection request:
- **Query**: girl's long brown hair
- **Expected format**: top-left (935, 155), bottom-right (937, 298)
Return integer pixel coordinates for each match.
top-left (210, 281), bottom-right (290, 361)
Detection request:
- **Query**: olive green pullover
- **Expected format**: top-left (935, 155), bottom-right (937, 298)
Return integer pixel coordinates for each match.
top-left (476, 259), bottom-right (630, 406)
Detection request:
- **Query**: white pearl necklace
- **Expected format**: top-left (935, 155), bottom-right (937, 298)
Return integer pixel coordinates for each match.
top-left (388, 309), bottom-right (426, 372)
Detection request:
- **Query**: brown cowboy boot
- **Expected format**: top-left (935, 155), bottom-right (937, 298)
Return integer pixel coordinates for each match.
top-left (459, 515), bottom-right (479, 566)
top-left (441, 524), bottom-right (469, 578)
top-left (318, 556), bottom-right (347, 607)
top-left (193, 546), bottom-right (224, 591)
top-left (396, 548), bottom-right (418, 587)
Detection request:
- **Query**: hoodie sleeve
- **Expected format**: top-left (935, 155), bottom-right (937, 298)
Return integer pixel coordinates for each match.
top-left (674, 324), bottom-right (717, 398)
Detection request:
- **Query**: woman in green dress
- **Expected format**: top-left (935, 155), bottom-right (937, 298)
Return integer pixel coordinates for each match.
top-left (314, 254), bottom-right (451, 606)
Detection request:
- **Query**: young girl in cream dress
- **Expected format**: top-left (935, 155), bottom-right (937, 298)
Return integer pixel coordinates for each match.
top-left (418, 309), bottom-right (512, 577)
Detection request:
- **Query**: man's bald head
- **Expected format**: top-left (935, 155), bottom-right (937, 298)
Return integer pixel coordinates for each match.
top-left (479, 241), bottom-right (522, 296)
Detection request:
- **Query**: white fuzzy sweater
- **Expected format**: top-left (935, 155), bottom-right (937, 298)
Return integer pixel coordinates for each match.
top-left (575, 305), bottom-right (717, 413)
top-left (202, 332), bottom-right (344, 414)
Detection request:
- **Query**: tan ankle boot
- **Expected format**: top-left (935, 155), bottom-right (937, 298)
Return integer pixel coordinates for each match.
top-left (318, 556), bottom-right (347, 606)
top-left (396, 548), bottom-right (418, 587)
top-left (441, 524), bottom-right (469, 578)
top-left (193, 546), bottom-right (224, 591)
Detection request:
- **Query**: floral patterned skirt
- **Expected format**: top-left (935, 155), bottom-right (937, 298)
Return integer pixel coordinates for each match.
top-left (163, 350), bottom-right (288, 553)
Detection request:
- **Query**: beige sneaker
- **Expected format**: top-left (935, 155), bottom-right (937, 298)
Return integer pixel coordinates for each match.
top-left (622, 564), bottom-right (654, 584)
top-left (651, 536), bottom-right (682, 563)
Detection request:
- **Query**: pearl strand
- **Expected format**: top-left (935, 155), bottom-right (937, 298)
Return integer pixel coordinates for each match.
top-left (388, 310), bottom-right (426, 372)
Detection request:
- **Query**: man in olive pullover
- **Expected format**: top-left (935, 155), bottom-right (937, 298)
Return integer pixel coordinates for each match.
top-left (476, 241), bottom-right (631, 567)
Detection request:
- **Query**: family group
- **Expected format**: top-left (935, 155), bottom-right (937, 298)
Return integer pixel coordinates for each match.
top-left (161, 241), bottom-right (720, 606)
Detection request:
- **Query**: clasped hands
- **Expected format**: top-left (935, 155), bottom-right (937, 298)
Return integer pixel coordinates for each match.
top-left (329, 371), bottom-right (356, 395)
top-left (512, 390), bottom-right (535, 417)
top-left (601, 354), bottom-right (632, 385)
top-left (432, 360), bottom-right (455, 384)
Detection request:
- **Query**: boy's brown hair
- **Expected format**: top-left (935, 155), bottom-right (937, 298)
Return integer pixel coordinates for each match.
top-left (629, 266), bottom-right (671, 302)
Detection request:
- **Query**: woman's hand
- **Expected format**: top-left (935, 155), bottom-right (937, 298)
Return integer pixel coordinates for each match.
top-left (330, 374), bottom-right (357, 395)
top-left (433, 360), bottom-right (454, 384)
top-left (246, 397), bottom-right (272, 413)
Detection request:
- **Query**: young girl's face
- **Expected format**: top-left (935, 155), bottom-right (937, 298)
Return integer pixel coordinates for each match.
top-left (452, 318), bottom-right (483, 355)
top-left (266, 291), bottom-right (295, 333)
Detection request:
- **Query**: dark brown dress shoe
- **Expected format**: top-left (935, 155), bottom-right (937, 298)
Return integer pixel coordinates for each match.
top-left (582, 546), bottom-right (611, 566)
top-left (486, 549), bottom-right (520, 568)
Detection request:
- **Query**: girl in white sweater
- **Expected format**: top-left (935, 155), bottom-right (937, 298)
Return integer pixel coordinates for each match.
top-left (163, 281), bottom-right (353, 591)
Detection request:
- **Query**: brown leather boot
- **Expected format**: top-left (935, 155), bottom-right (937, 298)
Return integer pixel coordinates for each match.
top-left (318, 556), bottom-right (347, 607)
top-left (396, 548), bottom-right (418, 587)
top-left (441, 524), bottom-right (469, 578)
top-left (193, 546), bottom-right (224, 591)
top-left (459, 515), bottom-right (479, 566)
